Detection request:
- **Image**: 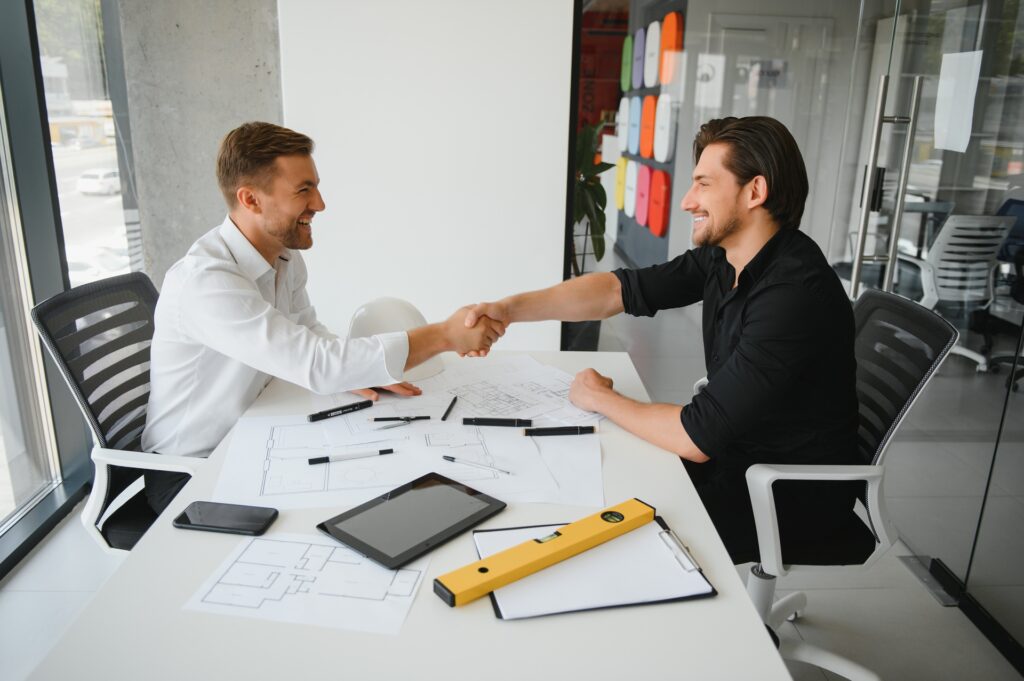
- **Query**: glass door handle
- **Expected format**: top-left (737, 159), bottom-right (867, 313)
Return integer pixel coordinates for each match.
top-left (850, 74), bottom-right (890, 299)
top-left (881, 75), bottom-right (924, 293)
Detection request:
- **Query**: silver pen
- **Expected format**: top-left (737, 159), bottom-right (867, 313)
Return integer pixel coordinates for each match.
top-left (441, 455), bottom-right (511, 475)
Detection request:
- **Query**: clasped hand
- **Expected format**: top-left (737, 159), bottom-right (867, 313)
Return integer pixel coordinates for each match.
top-left (447, 305), bottom-right (505, 357)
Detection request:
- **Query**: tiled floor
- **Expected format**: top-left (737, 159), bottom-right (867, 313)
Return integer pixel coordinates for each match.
top-left (2, 251), bottom-right (1021, 679)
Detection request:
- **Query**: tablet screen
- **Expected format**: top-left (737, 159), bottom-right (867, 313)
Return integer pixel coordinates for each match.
top-left (318, 473), bottom-right (506, 569)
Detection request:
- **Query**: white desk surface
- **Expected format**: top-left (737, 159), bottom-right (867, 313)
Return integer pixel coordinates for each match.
top-left (32, 351), bottom-right (789, 681)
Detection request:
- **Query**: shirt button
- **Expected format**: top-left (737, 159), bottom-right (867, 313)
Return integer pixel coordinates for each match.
top-left (712, 354), bottom-right (719, 362)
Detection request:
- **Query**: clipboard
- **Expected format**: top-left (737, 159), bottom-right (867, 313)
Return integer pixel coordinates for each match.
top-left (473, 517), bottom-right (716, 620)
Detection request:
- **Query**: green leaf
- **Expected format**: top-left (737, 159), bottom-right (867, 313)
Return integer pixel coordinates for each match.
top-left (572, 183), bottom-right (585, 224)
top-left (575, 125), bottom-right (598, 174)
top-left (588, 181), bottom-right (607, 211)
top-left (582, 161), bottom-right (615, 179)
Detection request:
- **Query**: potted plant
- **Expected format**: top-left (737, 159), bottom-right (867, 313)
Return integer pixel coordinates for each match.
top-left (563, 123), bottom-right (615, 351)
top-left (570, 123), bottom-right (616, 276)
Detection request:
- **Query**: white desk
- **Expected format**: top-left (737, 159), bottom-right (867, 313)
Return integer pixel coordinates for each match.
top-left (32, 352), bottom-right (789, 680)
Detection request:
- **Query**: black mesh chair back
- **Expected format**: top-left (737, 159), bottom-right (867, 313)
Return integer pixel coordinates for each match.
top-left (31, 272), bottom-right (158, 452)
top-left (853, 289), bottom-right (958, 465)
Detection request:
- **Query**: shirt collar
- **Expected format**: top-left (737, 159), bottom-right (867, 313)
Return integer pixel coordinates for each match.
top-left (741, 227), bottom-right (790, 285)
top-left (218, 216), bottom-right (277, 282)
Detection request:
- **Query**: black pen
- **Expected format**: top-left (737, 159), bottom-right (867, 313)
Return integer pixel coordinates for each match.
top-left (441, 395), bottom-right (458, 421)
top-left (372, 416), bottom-right (430, 422)
top-left (524, 426), bottom-right (597, 437)
top-left (463, 417), bottom-right (532, 427)
top-left (308, 448), bottom-right (394, 465)
top-left (307, 399), bottom-right (373, 422)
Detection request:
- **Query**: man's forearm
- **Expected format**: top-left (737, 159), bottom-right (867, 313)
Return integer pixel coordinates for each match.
top-left (591, 390), bottom-right (709, 463)
top-left (405, 323), bottom-right (450, 370)
top-left (506, 272), bottom-right (624, 323)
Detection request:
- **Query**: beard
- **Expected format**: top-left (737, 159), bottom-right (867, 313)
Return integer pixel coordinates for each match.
top-left (695, 212), bottom-right (741, 247)
top-left (267, 218), bottom-right (312, 250)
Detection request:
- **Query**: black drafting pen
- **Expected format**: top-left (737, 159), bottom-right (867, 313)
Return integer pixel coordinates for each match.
top-left (307, 399), bottom-right (373, 422)
top-left (462, 417), bottom-right (532, 427)
top-left (373, 416), bottom-right (430, 422)
top-left (308, 448), bottom-right (394, 465)
top-left (524, 426), bottom-right (597, 437)
top-left (441, 395), bottom-right (458, 421)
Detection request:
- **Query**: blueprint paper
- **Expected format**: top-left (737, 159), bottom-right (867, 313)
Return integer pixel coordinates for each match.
top-left (212, 416), bottom-right (604, 511)
top-left (184, 533), bottom-right (427, 635)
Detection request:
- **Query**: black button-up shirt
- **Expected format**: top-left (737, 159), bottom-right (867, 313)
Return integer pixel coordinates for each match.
top-left (615, 228), bottom-right (860, 555)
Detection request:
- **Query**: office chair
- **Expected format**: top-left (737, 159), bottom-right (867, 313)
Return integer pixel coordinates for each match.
top-left (349, 297), bottom-right (443, 381)
top-left (896, 214), bottom-right (1014, 371)
top-left (694, 290), bottom-right (958, 681)
top-left (31, 273), bottom-right (200, 552)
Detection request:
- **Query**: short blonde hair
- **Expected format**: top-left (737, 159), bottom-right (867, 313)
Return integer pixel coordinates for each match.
top-left (216, 122), bottom-right (314, 207)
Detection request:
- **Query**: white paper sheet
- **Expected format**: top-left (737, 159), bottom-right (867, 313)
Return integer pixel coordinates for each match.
top-left (184, 533), bottom-right (427, 635)
top-left (212, 414), bottom-right (604, 510)
top-left (474, 522), bottom-right (713, 620)
top-left (934, 50), bottom-right (983, 153)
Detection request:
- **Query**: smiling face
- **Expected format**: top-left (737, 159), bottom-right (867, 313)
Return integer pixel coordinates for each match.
top-left (252, 154), bottom-right (325, 251)
top-left (679, 143), bottom-right (744, 248)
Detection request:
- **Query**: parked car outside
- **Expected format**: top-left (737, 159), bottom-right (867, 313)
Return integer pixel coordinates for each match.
top-left (76, 169), bottom-right (120, 195)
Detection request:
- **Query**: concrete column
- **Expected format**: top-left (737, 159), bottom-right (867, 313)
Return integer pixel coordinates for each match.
top-left (115, 0), bottom-right (282, 287)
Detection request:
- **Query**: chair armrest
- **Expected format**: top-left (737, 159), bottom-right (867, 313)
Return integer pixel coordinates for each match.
top-left (92, 447), bottom-right (203, 475)
top-left (745, 463), bottom-right (896, 577)
top-left (896, 253), bottom-right (926, 269)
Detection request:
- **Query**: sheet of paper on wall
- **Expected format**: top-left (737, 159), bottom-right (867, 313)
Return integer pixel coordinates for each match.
top-left (183, 533), bottom-right (427, 635)
top-left (212, 412), bottom-right (604, 510)
top-left (934, 50), bottom-right (983, 153)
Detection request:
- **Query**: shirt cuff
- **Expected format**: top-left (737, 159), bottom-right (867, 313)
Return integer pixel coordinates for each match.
top-left (681, 402), bottom-right (717, 459)
top-left (378, 331), bottom-right (409, 383)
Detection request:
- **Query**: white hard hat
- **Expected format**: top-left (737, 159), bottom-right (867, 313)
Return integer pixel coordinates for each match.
top-left (348, 297), bottom-right (443, 381)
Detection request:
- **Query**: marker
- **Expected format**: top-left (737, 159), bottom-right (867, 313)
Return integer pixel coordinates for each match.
top-left (441, 395), bottom-right (458, 421)
top-left (442, 455), bottom-right (511, 476)
top-left (462, 418), bottom-right (532, 427)
top-left (308, 448), bottom-right (394, 465)
top-left (524, 426), bottom-right (597, 437)
top-left (373, 416), bottom-right (430, 422)
top-left (307, 399), bottom-right (373, 423)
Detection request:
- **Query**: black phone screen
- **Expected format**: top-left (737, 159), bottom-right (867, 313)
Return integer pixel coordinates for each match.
top-left (173, 501), bottom-right (278, 535)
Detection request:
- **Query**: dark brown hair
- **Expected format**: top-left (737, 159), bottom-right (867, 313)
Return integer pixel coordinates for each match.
top-left (692, 117), bottom-right (808, 230)
top-left (216, 122), bottom-right (314, 207)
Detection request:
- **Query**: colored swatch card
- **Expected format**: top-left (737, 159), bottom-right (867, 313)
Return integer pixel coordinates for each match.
top-left (653, 93), bottom-right (677, 163)
top-left (639, 95), bottom-right (656, 159)
top-left (627, 96), bottom-right (641, 155)
top-left (615, 157), bottom-right (627, 210)
top-left (635, 164), bottom-right (652, 226)
top-left (623, 160), bottom-right (638, 218)
top-left (649, 169), bottom-right (671, 237)
top-left (616, 97), bottom-right (630, 147)
top-left (644, 21), bottom-right (661, 88)
top-left (620, 35), bottom-right (633, 92)
top-left (631, 28), bottom-right (645, 89)
top-left (660, 12), bottom-right (684, 85)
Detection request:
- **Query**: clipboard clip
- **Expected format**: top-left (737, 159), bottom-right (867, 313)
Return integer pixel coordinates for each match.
top-left (659, 529), bottom-right (701, 572)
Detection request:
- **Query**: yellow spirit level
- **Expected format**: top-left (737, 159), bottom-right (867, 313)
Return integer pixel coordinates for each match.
top-left (433, 498), bottom-right (656, 607)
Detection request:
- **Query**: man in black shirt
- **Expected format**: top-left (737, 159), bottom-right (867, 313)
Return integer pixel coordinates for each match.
top-left (465, 116), bottom-right (859, 563)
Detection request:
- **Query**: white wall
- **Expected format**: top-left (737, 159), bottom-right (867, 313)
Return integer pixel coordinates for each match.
top-left (278, 0), bottom-right (574, 350)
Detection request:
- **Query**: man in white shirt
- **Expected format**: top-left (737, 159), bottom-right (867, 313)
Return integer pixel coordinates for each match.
top-left (141, 121), bottom-right (503, 512)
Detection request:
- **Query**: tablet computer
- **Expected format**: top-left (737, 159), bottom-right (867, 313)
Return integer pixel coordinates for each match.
top-left (316, 472), bottom-right (506, 569)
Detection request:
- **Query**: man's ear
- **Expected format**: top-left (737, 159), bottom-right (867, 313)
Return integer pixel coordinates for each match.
top-left (236, 185), bottom-right (262, 214)
top-left (746, 175), bottom-right (768, 210)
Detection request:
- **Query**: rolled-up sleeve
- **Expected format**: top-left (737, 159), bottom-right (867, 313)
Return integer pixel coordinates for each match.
top-left (681, 283), bottom-right (820, 457)
top-left (178, 264), bottom-right (408, 395)
top-left (614, 248), bottom-right (711, 317)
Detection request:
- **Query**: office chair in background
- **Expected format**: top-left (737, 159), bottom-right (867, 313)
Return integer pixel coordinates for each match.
top-left (695, 290), bottom-right (958, 681)
top-left (31, 273), bottom-right (199, 552)
top-left (896, 214), bottom-right (1014, 371)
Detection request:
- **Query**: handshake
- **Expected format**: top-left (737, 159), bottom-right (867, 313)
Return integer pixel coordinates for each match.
top-left (442, 300), bottom-right (511, 357)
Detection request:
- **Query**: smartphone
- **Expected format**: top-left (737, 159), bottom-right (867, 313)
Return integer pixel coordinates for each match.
top-left (173, 501), bottom-right (278, 536)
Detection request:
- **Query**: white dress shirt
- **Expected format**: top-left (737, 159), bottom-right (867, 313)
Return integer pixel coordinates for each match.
top-left (142, 217), bottom-right (409, 458)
